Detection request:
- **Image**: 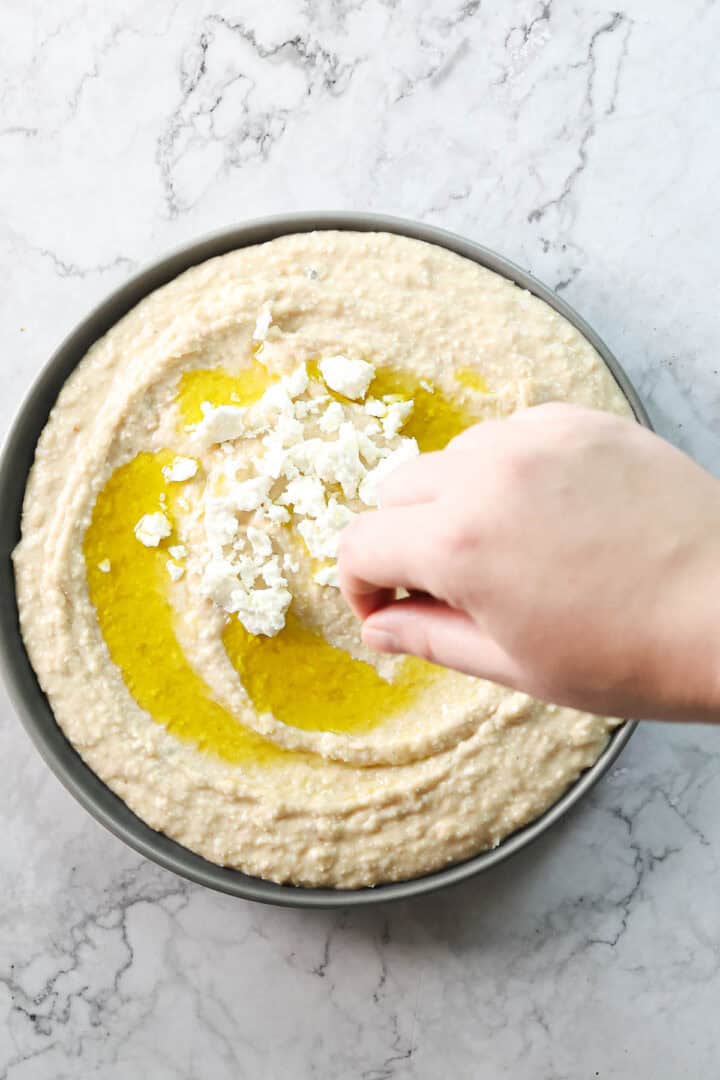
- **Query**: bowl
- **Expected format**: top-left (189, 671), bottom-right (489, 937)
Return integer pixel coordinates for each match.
top-left (0, 213), bottom-right (649, 908)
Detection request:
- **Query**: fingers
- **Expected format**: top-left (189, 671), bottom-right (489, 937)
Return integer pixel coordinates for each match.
top-left (444, 419), bottom-right (501, 452)
top-left (361, 596), bottom-right (517, 683)
top-left (378, 451), bottom-right (449, 507)
top-left (338, 504), bottom-right (437, 620)
top-left (378, 422), bottom-right (503, 508)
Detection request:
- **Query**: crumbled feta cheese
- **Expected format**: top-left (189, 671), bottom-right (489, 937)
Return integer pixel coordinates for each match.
top-left (235, 553), bottom-right (260, 589)
top-left (168, 545), bottom-right (186, 560)
top-left (232, 586), bottom-right (291, 637)
top-left (275, 412), bottom-right (306, 447)
top-left (191, 354), bottom-right (424, 635)
top-left (162, 456), bottom-right (198, 483)
top-left (304, 394), bottom-right (331, 413)
top-left (97, 559), bottom-right (111, 574)
top-left (166, 560), bottom-right (185, 581)
top-left (263, 503), bottom-right (291, 525)
top-left (194, 404), bottom-right (247, 445)
top-left (358, 438), bottom-right (420, 507)
top-left (204, 499), bottom-right (240, 549)
top-left (382, 399), bottom-right (413, 438)
top-left (227, 475), bottom-right (272, 512)
top-left (250, 388), bottom-right (304, 445)
top-left (357, 430), bottom-right (384, 468)
top-left (313, 564), bottom-right (340, 588)
top-left (256, 439), bottom-right (291, 482)
top-left (364, 397), bottom-right (387, 418)
top-left (282, 363), bottom-right (309, 399)
top-left (279, 476), bottom-right (326, 518)
top-left (318, 401), bottom-right (345, 433)
top-left (134, 512), bottom-right (172, 547)
top-left (298, 498), bottom-right (355, 559)
top-left (308, 423), bottom-right (367, 498)
top-left (247, 525), bottom-right (273, 559)
top-left (319, 355), bottom-right (375, 401)
top-left (200, 555), bottom-right (239, 609)
top-left (200, 550), bottom-right (291, 635)
top-left (419, 379), bottom-right (434, 393)
top-left (260, 555), bottom-right (285, 587)
top-left (252, 300), bottom-right (273, 341)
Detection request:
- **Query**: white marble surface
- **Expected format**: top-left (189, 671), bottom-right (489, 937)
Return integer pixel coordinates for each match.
top-left (2, 1), bottom-right (720, 1076)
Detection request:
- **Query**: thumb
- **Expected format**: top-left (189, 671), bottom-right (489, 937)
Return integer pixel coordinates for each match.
top-left (362, 597), bottom-right (515, 683)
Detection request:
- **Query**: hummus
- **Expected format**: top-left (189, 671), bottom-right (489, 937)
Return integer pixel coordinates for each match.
top-left (14, 231), bottom-right (632, 888)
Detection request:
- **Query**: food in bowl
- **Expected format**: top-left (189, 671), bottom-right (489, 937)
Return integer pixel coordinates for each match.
top-left (13, 231), bottom-right (632, 888)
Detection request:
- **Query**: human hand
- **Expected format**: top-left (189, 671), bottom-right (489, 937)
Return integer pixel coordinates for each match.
top-left (338, 404), bottom-right (720, 722)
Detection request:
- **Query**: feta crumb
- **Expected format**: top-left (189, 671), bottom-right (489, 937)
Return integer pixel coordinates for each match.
top-left (134, 512), bottom-right (172, 547)
top-left (263, 503), bottom-right (291, 525)
top-left (233, 586), bottom-right (291, 637)
top-left (204, 499), bottom-right (240, 549)
top-left (194, 404), bottom-right (247, 444)
top-left (319, 355), bottom-right (375, 401)
top-left (246, 525), bottom-right (273, 558)
top-left (302, 423), bottom-right (367, 498)
top-left (252, 300), bottom-right (273, 341)
top-left (283, 553), bottom-right (300, 574)
top-left (256, 439), bottom-right (294, 482)
top-left (253, 384), bottom-right (298, 431)
top-left (357, 430), bottom-right (384, 467)
top-left (168, 545), bottom-right (186, 560)
top-left (162, 456), bottom-right (198, 483)
top-left (298, 498), bottom-right (355, 559)
top-left (97, 559), bottom-right (111, 574)
top-left (419, 379), bottom-right (434, 393)
top-left (227, 475), bottom-right (272, 512)
top-left (279, 475), bottom-right (326, 518)
top-left (260, 555), bottom-right (285, 587)
top-left (166, 560), bottom-right (185, 581)
top-left (358, 438), bottom-right (420, 507)
top-left (318, 401), bottom-right (345, 433)
top-left (282, 363), bottom-right (309, 399)
top-left (303, 393), bottom-right (331, 414)
top-left (382, 399), bottom-right (413, 438)
top-left (364, 397), bottom-right (387, 418)
top-left (313, 564), bottom-right (340, 588)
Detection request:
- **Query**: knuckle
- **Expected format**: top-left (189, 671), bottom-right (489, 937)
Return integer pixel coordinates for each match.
top-left (431, 510), bottom-right (476, 561)
top-left (491, 443), bottom-right (537, 490)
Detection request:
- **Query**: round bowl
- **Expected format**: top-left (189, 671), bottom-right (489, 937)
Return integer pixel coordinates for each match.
top-left (0, 213), bottom-right (649, 908)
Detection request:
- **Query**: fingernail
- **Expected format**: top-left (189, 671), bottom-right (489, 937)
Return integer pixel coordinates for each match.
top-left (363, 626), bottom-right (400, 653)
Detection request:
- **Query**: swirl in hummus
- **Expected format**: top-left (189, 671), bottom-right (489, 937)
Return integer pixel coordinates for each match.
top-left (13, 232), bottom-right (632, 888)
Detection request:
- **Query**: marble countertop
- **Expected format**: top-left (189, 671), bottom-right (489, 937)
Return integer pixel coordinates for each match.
top-left (2, 2), bottom-right (720, 1076)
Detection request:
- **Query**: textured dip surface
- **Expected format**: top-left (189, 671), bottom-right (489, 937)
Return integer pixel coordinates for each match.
top-left (14, 231), bottom-right (631, 888)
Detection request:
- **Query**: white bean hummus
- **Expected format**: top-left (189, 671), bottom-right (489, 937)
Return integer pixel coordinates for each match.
top-left (14, 232), bottom-right (632, 888)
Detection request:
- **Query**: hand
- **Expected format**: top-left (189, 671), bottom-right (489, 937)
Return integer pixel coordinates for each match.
top-left (338, 403), bottom-right (720, 722)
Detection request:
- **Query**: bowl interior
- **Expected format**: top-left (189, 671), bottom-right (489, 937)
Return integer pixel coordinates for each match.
top-left (0, 213), bottom-right (646, 907)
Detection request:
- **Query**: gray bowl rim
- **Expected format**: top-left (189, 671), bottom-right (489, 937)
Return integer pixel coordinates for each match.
top-left (0, 211), bottom-right (649, 909)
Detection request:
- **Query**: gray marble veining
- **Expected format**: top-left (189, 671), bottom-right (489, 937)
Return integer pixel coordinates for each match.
top-left (2, 1), bottom-right (720, 1076)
